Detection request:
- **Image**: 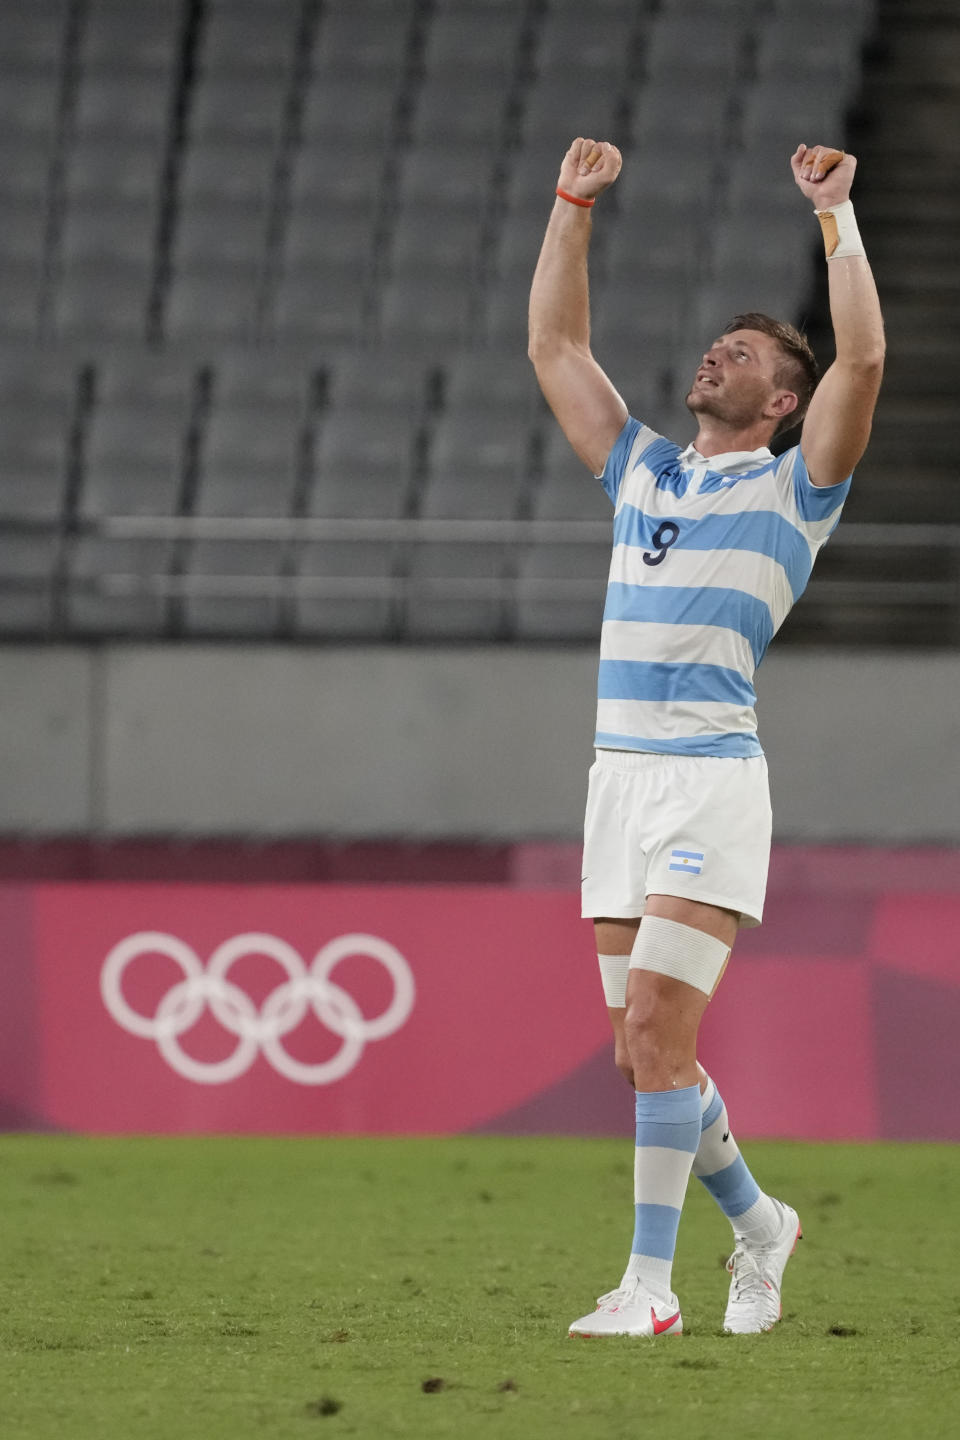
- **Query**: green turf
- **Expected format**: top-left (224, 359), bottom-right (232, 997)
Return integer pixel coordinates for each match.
top-left (0, 1134), bottom-right (956, 1439)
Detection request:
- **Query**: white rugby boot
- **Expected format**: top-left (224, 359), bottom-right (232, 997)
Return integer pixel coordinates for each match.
top-left (569, 1276), bottom-right (683, 1338)
top-left (723, 1199), bottom-right (802, 1334)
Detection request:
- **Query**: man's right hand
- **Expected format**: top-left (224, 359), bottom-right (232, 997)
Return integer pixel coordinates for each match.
top-left (530, 135), bottom-right (629, 476)
top-left (557, 137), bottom-right (622, 202)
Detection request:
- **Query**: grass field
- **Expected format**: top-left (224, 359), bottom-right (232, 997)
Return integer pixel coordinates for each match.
top-left (0, 1134), bottom-right (956, 1440)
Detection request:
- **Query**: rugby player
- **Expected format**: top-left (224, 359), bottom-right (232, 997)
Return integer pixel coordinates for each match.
top-left (528, 138), bottom-right (884, 1336)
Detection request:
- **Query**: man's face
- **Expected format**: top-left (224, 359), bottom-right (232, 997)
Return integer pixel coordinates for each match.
top-left (685, 329), bottom-right (791, 430)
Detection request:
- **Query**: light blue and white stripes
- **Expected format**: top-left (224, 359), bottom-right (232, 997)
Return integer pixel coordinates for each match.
top-left (692, 1078), bottom-right (761, 1219)
top-left (669, 849), bottom-right (704, 875)
top-left (630, 1085), bottom-right (702, 1277)
top-left (595, 417), bottom-right (851, 758)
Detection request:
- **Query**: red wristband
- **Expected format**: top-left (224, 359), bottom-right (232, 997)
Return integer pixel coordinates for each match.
top-left (555, 187), bottom-right (595, 208)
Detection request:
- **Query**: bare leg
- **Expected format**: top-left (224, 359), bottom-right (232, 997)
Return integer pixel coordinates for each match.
top-left (596, 896), bottom-right (738, 1089)
top-left (594, 916), bottom-right (639, 1085)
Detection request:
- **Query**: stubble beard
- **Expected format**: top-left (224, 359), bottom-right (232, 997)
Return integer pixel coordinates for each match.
top-left (685, 383), bottom-right (760, 430)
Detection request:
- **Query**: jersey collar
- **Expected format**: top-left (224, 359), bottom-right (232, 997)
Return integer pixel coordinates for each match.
top-left (678, 441), bottom-right (775, 472)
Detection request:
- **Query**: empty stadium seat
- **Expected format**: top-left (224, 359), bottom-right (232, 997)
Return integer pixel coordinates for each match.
top-left (190, 73), bottom-right (288, 144)
top-left (79, 356), bottom-right (194, 516)
top-left (0, 586), bottom-right (53, 635)
top-left (2, 193), bottom-right (47, 262)
top-left (603, 215), bottom-right (700, 287)
top-left (310, 408), bottom-right (417, 520)
top-left (535, 6), bottom-right (639, 76)
top-left (175, 195), bottom-right (271, 269)
top-left (606, 149), bottom-right (715, 223)
top-left (74, 68), bottom-right (173, 139)
top-left (389, 207), bottom-right (483, 280)
top-left (67, 536), bottom-right (171, 634)
top-left (645, 12), bottom-right (747, 81)
top-left (483, 272), bottom-right (542, 352)
top-left (80, 0), bottom-right (181, 73)
top-left (216, 351), bottom-right (313, 409)
top-left (0, 260), bottom-right (43, 340)
top-left (421, 6), bottom-right (524, 75)
top-left (397, 142), bottom-right (494, 209)
top-left (532, 428), bottom-right (610, 523)
top-left (196, 400), bottom-right (305, 517)
top-left (421, 407), bottom-right (530, 520)
top-left (0, 132), bottom-right (52, 198)
top-left (756, 14), bottom-right (863, 79)
top-left (491, 211), bottom-right (549, 288)
top-left (81, 396), bottom-right (186, 514)
top-left (631, 80), bottom-right (731, 157)
top-left (275, 260), bottom-right (367, 344)
top-left (179, 136), bottom-right (272, 204)
top-left (166, 264), bottom-right (261, 344)
top-left (295, 540), bottom-right (396, 640)
top-left (291, 138), bottom-right (385, 213)
top-left (515, 542), bottom-right (609, 641)
top-left (301, 71), bottom-right (397, 149)
top-left (521, 74), bottom-right (622, 150)
top-left (199, 1), bottom-right (300, 75)
top-left (499, 141), bottom-right (574, 218)
top-left (66, 133), bottom-right (165, 203)
top-left (411, 75), bottom-right (508, 148)
top-left (404, 542), bottom-right (510, 640)
top-left (770, 0), bottom-right (874, 15)
top-left (182, 589), bottom-right (283, 638)
top-left (329, 352), bottom-right (427, 412)
top-left (589, 283), bottom-right (690, 378)
top-left (55, 260), bottom-right (151, 342)
top-left (0, 354), bottom-right (74, 519)
top-left (313, 1), bottom-right (413, 79)
top-left (0, 3), bottom-right (67, 75)
top-left (0, 534), bottom-right (57, 585)
top-left (378, 271), bottom-right (473, 350)
top-left (61, 193), bottom-right (157, 265)
top-left (442, 352), bottom-right (540, 425)
top-left (0, 72), bottom-right (61, 138)
top-left (739, 74), bottom-right (848, 150)
top-left (659, 0), bottom-right (753, 16)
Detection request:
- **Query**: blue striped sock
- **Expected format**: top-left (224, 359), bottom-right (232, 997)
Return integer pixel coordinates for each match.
top-left (623, 1084), bottom-right (701, 1299)
top-left (693, 1077), bottom-right (779, 1243)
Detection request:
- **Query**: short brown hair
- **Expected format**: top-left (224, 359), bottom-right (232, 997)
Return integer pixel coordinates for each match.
top-left (724, 312), bottom-right (820, 435)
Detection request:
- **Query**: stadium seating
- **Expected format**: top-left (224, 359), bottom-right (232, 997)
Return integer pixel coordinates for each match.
top-left (1, 0), bottom-right (954, 649)
top-left (0, 351), bottom-right (74, 522)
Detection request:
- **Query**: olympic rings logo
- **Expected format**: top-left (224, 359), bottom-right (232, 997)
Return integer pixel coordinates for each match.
top-left (99, 931), bottom-right (416, 1086)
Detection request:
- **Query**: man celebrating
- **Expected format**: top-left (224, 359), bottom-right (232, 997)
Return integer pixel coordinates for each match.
top-left (528, 139), bottom-right (884, 1337)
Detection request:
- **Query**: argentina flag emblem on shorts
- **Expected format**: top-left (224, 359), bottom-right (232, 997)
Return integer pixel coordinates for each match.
top-left (669, 848), bottom-right (704, 875)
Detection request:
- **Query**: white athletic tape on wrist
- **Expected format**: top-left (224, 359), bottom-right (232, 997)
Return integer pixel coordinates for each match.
top-left (628, 916), bottom-right (730, 998)
top-left (598, 953), bottom-right (631, 1008)
top-left (815, 198), bottom-right (865, 259)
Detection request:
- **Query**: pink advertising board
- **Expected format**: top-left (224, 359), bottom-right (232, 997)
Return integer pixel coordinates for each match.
top-left (0, 846), bottom-right (958, 1139)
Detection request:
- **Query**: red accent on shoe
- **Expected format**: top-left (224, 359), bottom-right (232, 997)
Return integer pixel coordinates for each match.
top-left (651, 1307), bottom-right (682, 1336)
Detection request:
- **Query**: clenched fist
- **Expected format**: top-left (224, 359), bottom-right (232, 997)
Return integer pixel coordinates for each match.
top-left (557, 137), bottom-right (622, 202)
top-left (791, 143), bottom-right (857, 208)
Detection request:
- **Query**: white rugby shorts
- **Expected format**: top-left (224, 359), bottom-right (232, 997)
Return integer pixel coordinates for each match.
top-left (581, 749), bottom-right (772, 928)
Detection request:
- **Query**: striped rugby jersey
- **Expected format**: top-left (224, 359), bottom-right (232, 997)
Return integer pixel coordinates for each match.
top-left (595, 415), bottom-right (852, 758)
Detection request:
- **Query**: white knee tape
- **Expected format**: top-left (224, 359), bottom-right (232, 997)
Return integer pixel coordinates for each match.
top-left (598, 953), bottom-right (631, 1008)
top-left (628, 916), bottom-right (730, 998)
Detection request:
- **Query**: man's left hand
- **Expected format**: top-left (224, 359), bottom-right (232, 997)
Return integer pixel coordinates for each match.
top-left (791, 143), bottom-right (856, 207)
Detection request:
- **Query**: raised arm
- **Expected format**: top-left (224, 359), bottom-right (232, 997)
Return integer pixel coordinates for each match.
top-left (528, 137), bottom-right (628, 476)
top-left (792, 144), bottom-right (885, 488)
